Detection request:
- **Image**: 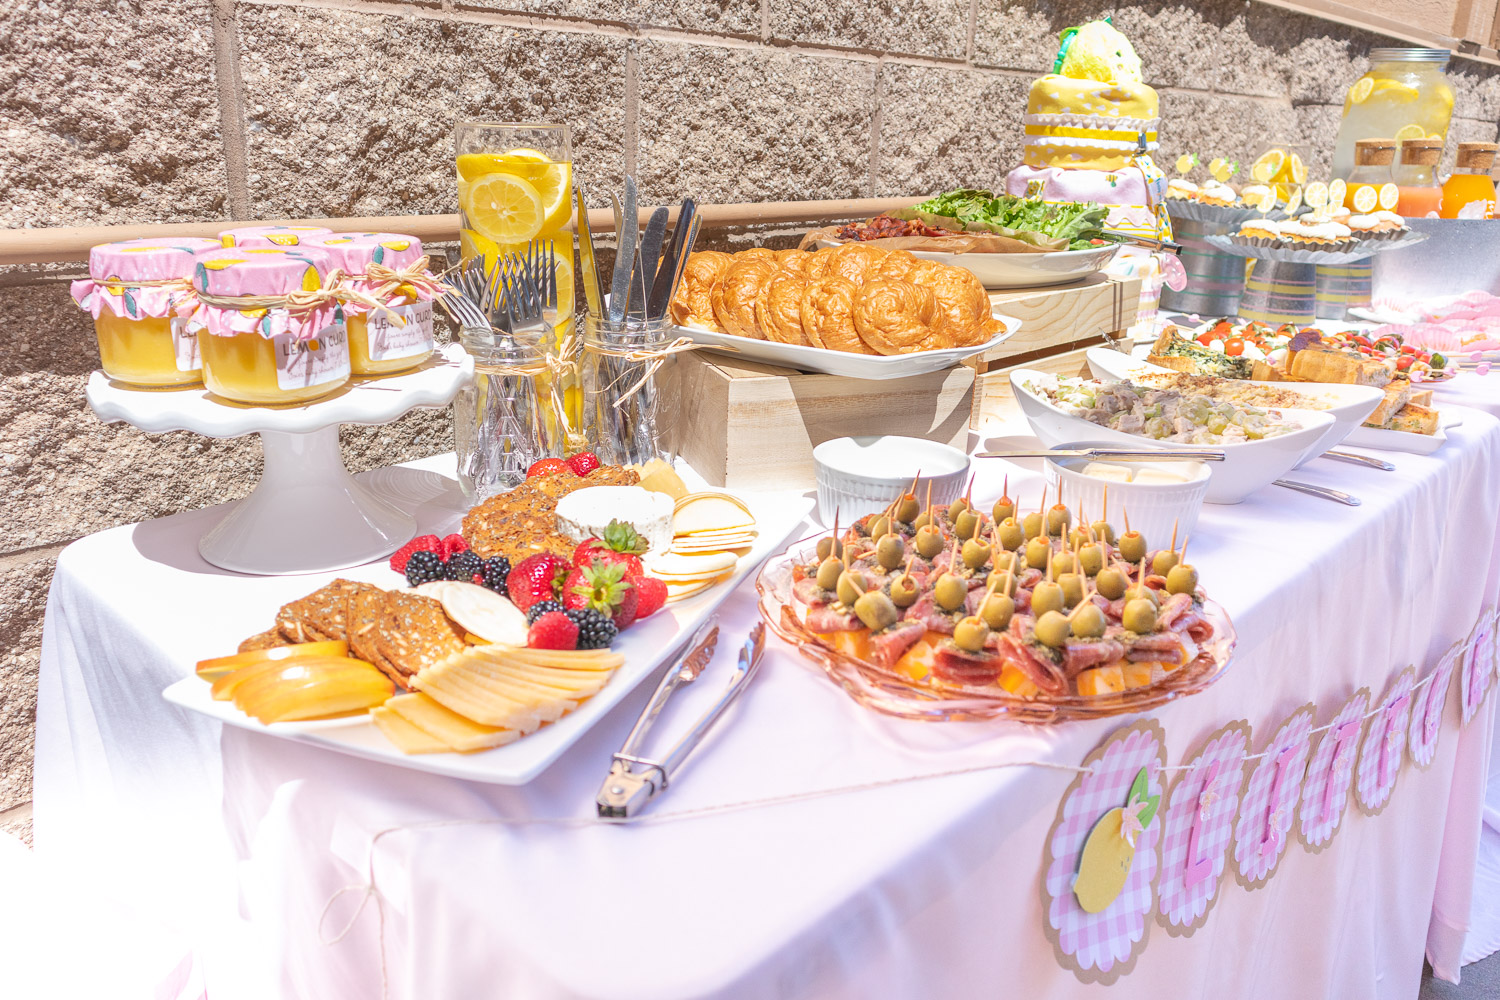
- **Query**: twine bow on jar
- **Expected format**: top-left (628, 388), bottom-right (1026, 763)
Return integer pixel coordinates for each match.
top-left (363, 255), bottom-right (449, 304)
top-left (190, 268), bottom-right (400, 325)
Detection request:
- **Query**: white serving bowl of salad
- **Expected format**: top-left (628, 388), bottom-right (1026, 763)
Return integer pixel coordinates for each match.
top-left (1008, 369), bottom-right (1336, 504)
top-left (1087, 347), bottom-right (1385, 468)
top-left (912, 242), bottom-right (1121, 289)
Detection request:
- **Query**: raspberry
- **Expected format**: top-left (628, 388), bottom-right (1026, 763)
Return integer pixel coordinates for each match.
top-left (565, 608), bottom-right (618, 650)
top-left (437, 533), bottom-right (469, 560)
top-left (526, 458), bottom-right (571, 478)
top-left (404, 550), bottom-right (446, 587)
top-left (527, 611), bottom-right (579, 650)
top-left (390, 534), bottom-right (440, 574)
top-left (565, 451), bottom-right (601, 477)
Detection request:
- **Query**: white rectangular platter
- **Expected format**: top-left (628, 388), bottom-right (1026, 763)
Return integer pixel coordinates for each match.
top-left (674, 310), bottom-right (1020, 380)
top-left (163, 492), bottom-right (812, 785)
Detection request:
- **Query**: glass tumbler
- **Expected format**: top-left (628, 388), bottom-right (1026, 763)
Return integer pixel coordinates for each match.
top-left (453, 326), bottom-right (546, 499)
top-left (580, 315), bottom-right (677, 468)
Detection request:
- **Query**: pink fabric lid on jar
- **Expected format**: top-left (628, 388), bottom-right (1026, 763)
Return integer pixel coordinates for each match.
top-left (302, 232), bottom-right (439, 315)
top-left (181, 246), bottom-right (340, 340)
top-left (70, 237), bottom-right (222, 320)
top-left (218, 225), bottom-right (334, 249)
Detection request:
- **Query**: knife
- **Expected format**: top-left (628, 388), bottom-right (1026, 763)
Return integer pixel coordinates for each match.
top-left (977, 448), bottom-right (1226, 462)
top-left (574, 179), bottom-right (603, 318)
top-left (1321, 449), bottom-right (1395, 471)
top-left (612, 177), bottom-right (640, 323)
top-left (637, 206), bottom-right (670, 306)
top-left (1274, 479), bottom-right (1361, 505)
top-left (647, 197), bottom-right (696, 320)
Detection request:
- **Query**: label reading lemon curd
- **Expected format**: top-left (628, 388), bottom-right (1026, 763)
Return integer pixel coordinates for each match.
top-left (275, 324), bottom-right (350, 390)
top-left (368, 300), bottom-right (434, 361)
top-left (171, 316), bottom-right (200, 372)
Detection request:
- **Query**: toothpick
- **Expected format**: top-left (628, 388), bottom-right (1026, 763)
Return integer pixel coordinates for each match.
top-left (924, 480), bottom-right (933, 517)
top-left (1001, 474), bottom-right (1010, 504)
top-left (1123, 507), bottom-right (1132, 535)
top-left (901, 550), bottom-right (916, 588)
top-left (1178, 533), bottom-right (1190, 562)
top-left (1102, 484), bottom-right (1109, 526)
top-left (1170, 518), bottom-right (1179, 555)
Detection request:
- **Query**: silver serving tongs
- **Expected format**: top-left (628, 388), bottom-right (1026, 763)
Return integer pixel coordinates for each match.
top-left (597, 620), bottom-right (767, 819)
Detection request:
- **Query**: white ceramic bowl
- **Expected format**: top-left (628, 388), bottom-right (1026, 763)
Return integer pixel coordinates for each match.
top-left (1043, 441), bottom-right (1211, 548)
top-left (1088, 346), bottom-right (1384, 468)
top-left (813, 436), bottom-right (971, 526)
top-left (912, 242), bottom-right (1121, 289)
top-left (1007, 369), bottom-right (1337, 505)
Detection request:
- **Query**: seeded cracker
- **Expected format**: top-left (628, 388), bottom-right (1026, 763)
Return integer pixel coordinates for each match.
top-left (375, 591), bottom-right (468, 686)
top-left (275, 579), bottom-right (366, 643)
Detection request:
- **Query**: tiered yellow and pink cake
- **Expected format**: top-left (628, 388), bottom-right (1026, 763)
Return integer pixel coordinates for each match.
top-left (1004, 20), bottom-right (1172, 242)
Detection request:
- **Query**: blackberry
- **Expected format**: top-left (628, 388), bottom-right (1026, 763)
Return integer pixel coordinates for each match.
top-left (480, 556), bottom-right (511, 593)
top-left (566, 608), bottom-right (618, 650)
top-left (445, 550), bottom-right (484, 583)
top-left (526, 599), bottom-right (566, 625)
top-left (405, 550), bottom-right (446, 586)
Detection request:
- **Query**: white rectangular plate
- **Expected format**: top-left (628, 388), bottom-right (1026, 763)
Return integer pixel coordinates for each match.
top-left (163, 492), bottom-right (812, 785)
top-left (674, 310), bottom-right (1019, 380)
top-left (1341, 412), bottom-right (1458, 455)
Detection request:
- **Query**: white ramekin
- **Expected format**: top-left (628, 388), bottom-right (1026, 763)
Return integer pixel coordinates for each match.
top-left (813, 436), bottom-right (971, 527)
top-left (1043, 441), bottom-right (1211, 549)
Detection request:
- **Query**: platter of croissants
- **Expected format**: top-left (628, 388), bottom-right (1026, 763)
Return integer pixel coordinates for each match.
top-left (666, 242), bottom-right (1018, 380)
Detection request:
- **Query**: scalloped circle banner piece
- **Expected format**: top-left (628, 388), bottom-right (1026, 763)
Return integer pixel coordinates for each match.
top-left (1298, 689), bottom-right (1370, 851)
top-left (1461, 607), bottom-right (1496, 724)
top-left (1410, 649), bottom-right (1457, 770)
top-left (1356, 668), bottom-right (1415, 816)
top-left (1157, 722), bottom-right (1250, 935)
top-left (1044, 720), bottom-right (1167, 984)
top-left (1233, 705), bottom-right (1314, 888)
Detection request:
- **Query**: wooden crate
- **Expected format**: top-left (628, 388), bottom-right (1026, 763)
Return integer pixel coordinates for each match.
top-left (669, 353), bottom-right (975, 491)
top-left (977, 273), bottom-right (1141, 372)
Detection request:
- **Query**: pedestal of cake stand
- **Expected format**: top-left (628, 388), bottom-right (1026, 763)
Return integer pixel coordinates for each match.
top-left (85, 343), bottom-right (474, 576)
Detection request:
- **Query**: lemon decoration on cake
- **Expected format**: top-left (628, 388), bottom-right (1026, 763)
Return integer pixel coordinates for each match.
top-left (1004, 18), bottom-right (1171, 241)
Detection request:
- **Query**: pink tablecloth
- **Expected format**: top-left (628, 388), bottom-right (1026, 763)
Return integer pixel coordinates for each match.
top-left (34, 410), bottom-right (1500, 999)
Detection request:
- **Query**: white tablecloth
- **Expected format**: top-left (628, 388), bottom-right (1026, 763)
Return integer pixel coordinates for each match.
top-left (34, 410), bottom-right (1500, 1000)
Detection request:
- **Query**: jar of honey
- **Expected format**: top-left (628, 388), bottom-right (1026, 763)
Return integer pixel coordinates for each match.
top-left (183, 247), bottom-right (351, 405)
top-left (218, 224), bottom-right (333, 249)
top-left (303, 232), bottom-right (438, 375)
top-left (71, 237), bottom-right (222, 387)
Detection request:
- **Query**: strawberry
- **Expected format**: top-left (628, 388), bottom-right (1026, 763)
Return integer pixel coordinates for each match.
top-left (565, 451), bottom-right (601, 477)
top-left (389, 534), bottom-right (440, 574)
top-left (527, 611), bottom-right (579, 650)
top-left (570, 520), bottom-right (647, 577)
top-left (631, 575), bottom-right (668, 619)
top-left (527, 458), bottom-right (571, 478)
top-left (507, 553), bottom-right (569, 611)
top-left (564, 559), bottom-right (641, 629)
top-left (437, 533), bottom-right (469, 560)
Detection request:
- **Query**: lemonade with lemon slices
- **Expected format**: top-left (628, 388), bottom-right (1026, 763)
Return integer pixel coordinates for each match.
top-left (453, 122), bottom-right (580, 442)
top-left (1330, 49), bottom-right (1454, 180)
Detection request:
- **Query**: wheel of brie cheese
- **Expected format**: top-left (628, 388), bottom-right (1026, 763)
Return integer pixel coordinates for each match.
top-left (555, 485), bottom-right (676, 555)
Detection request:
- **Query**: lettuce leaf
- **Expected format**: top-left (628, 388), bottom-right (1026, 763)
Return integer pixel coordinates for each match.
top-left (891, 189), bottom-right (1116, 250)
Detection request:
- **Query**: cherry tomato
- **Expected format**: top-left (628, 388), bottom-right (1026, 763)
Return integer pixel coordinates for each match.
top-left (1400, 344), bottom-right (1416, 355)
top-left (1396, 355), bottom-right (1414, 371)
top-left (1197, 332), bottom-right (1215, 346)
top-left (1352, 335), bottom-right (1372, 348)
top-left (1224, 337), bottom-right (1246, 356)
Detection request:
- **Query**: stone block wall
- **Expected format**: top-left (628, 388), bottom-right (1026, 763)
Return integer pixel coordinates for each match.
top-left (3, 0), bottom-right (1499, 842)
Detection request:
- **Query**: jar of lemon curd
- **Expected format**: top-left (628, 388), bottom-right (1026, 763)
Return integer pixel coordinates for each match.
top-left (218, 224), bottom-right (333, 249)
top-left (303, 232), bottom-right (439, 375)
top-left (71, 237), bottom-right (222, 386)
top-left (182, 247), bottom-right (351, 405)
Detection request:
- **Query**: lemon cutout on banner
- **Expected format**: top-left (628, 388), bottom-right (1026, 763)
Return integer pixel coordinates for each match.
top-left (1250, 149), bottom-right (1284, 183)
top-left (1378, 183), bottom-right (1401, 212)
top-left (1075, 768), bottom-right (1160, 914)
top-left (1175, 153), bottom-right (1197, 175)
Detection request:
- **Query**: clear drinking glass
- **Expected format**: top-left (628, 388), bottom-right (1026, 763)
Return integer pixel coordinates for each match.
top-left (454, 327), bottom-right (546, 499)
top-left (580, 315), bottom-right (676, 467)
top-left (453, 121), bottom-right (579, 439)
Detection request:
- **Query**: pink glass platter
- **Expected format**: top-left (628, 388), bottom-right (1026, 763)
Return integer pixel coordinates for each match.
top-left (756, 542), bottom-right (1238, 723)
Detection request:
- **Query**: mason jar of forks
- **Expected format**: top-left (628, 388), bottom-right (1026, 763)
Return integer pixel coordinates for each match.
top-left (580, 314), bottom-right (677, 467)
top-left (454, 327), bottom-right (548, 498)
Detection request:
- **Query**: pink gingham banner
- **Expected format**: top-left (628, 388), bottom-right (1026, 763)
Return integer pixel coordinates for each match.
top-left (1157, 722), bottom-right (1250, 935)
top-left (1043, 720), bottom-right (1167, 984)
top-left (1297, 689), bottom-right (1370, 851)
top-left (1232, 705), bottom-right (1314, 888)
top-left (1409, 646), bottom-right (1457, 770)
top-left (1461, 606), bottom-right (1496, 724)
top-left (1355, 667), bottom-right (1415, 816)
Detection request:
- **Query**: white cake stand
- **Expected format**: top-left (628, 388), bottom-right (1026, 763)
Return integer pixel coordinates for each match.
top-left (86, 343), bottom-right (474, 576)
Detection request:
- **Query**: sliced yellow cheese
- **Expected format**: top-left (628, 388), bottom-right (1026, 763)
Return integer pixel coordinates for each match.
top-left (371, 705), bottom-right (454, 754)
top-left (457, 656), bottom-right (611, 696)
top-left (417, 663), bottom-right (549, 731)
top-left (501, 647), bottom-right (625, 672)
top-left (673, 494), bottom-right (755, 534)
top-left (384, 693), bottom-right (520, 752)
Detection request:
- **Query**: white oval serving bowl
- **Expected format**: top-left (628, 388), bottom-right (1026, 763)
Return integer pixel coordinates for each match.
top-left (1043, 441), bottom-right (1211, 546)
top-left (1007, 369), bottom-right (1336, 504)
top-left (813, 436), bottom-right (971, 526)
top-left (1086, 346), bottom-right (1384, 467)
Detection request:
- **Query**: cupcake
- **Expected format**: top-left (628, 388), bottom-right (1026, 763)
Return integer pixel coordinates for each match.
top-left (1363, 210), bottom-right (1409, 240)
top-left (1166, 179), bottom-right (1200, 200)
top-left (1197, 180), bottom-right (1237, 207)
top-left (1238, 184), bottom-right (1275, 209)
top-left (1281, 220), bottom-right (1353, 250)
top-left (1235, 218), bottom-right (1283, 247)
